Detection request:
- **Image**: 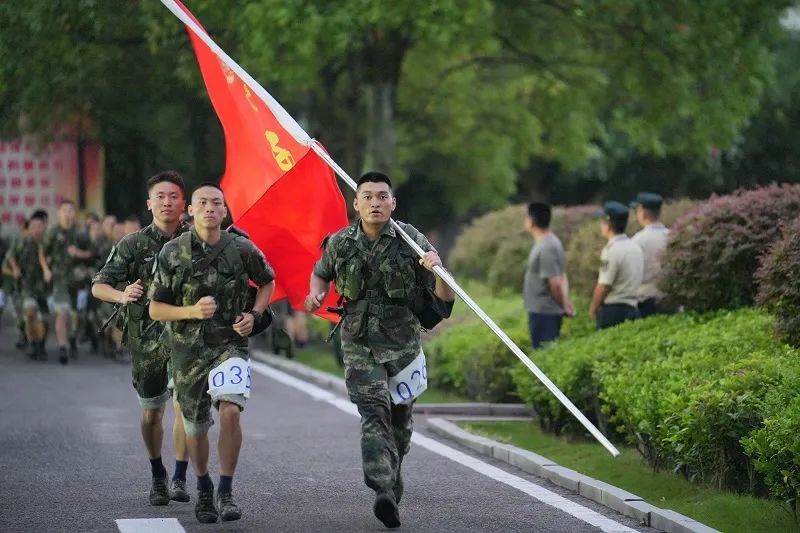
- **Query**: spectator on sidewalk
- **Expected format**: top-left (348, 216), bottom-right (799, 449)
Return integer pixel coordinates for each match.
top-left (630, 192), bottom-right (672, 318)
top-left (590, 201), bottom-right (643, 330)
top-left (523, 202), bottom-right (574, 349)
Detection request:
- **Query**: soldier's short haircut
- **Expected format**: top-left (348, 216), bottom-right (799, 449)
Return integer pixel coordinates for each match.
top-left (357, 171), bottom-right (392, 190)
top-left (147, 170), bottom-right (186, 198)
top-left (527, 202), bottom-right (551, 229)
top-left (31, 209), bottom-right (48, 221)
top-left (85, 212), bottom-right (100, 223)
top-left (125, 214), bottom-right (140, 224)
top-left (192, 182), bottom-right (224, 196)
top-left (607, 216), bottom-right (628, 235)
top-left (641, 206), bottom-right (661, 220)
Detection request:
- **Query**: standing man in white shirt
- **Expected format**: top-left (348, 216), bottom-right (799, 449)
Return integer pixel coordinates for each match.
top-left (589, 201), bottom-right (644, 330)
top-left (630, 192), bottom-right (671, 318)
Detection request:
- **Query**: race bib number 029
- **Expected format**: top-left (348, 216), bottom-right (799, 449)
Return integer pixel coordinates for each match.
top-left (388, 351), bottom-right (427, 405)
top-left (207, 357), bottom-right (251, 399)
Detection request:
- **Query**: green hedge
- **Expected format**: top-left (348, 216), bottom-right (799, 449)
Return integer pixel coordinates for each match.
top-left (426, 289), bottom-right (594, 403)
top-left (756, 216), bottom-right (800, 347)
top-left (449, 204), bottom-right (598, 292)
top-left (513, 309), bottom-right (800, 494)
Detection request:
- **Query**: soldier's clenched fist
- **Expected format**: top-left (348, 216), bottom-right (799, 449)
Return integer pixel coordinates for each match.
top-left (192, 296), bottom-right (217, 319)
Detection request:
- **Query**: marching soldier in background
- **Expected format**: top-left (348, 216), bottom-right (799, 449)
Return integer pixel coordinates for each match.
top-left (589, 201), bottom-right (644, 330)
top-left (41, 200), bottom-right (93, 364)
top-left (149, 183), bottom-right (275, 523)
top-left (92, 171), bottom-right (192, 506)
top-left (4, 211), bottom-right (49, 359)
top-left (306, 172), bottom-right (455, 529)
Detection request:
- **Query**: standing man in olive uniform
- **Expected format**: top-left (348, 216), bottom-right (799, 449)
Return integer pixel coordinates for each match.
top-left (4, 211), bottom-right (49, 359)
top-left (93, 171), bottom-right (193, 506)
top-left (149, 183), bottom-right (275, 524)
top-left (589, 201), bottom-right (644, 330)
top-left (630, 192), bottom-right (671, 318)
top-left (41, 200), bottom-right (93, 364)
top-left (305, 172), bottom-right (455, 529)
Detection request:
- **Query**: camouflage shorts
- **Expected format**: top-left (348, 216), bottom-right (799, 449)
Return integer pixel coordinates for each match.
top-left (51, 282), bottom-right (75, 313)
top-left (131, 338), bottom-right (172, 410)
top-left (173, 344), bottom-right (249, 437)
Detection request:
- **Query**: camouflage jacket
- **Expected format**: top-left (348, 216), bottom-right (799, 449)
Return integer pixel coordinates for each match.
top-left (92, 223), bottom-right (188, 345)
top-left (42, 225), bottom-right (92, 287)
top-left (149, 229), bottom-right (274, 355)
top-left (313, 220), bottom-right (436, 365)
top-left (7, 236), bottom-right (46, 297)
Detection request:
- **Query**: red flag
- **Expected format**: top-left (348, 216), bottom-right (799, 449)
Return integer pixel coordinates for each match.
top-left (171, 0), bottom-right (348, 321)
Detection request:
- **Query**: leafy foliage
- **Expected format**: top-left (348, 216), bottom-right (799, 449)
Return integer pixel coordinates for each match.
top-left (756, 216), bottom-right (800, 347)
top-left (449, 204), bottom-right (597, 291)
top-left (660, 184), bottom-right (800, 311)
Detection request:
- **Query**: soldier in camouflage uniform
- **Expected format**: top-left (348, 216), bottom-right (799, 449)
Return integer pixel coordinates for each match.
top-left (41, 200), bottom-right (93, 364)
top-left (149, 183), bottom-right (275, 524)
top-left (306, 172), bottom-right (455, 529)
top-left (4, 211), bottom-right (49, 359)
top-left (2, 221), bottom-right (27, 350)
top-left (92, 172), bottom-right (193, 506)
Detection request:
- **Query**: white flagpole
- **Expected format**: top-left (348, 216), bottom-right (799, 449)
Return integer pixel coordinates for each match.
top-left (160, 0), bottom-right (621, 457)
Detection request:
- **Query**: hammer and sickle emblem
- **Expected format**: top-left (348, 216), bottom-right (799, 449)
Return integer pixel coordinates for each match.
top-left (265, 131), bottom-right (296, 171)
top-left (244, 85), bottom-right (258, 112)
top-left (220, 59), bottom-right (235, 85)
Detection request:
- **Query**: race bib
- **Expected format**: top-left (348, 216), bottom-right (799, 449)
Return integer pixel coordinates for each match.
top-left (388, 351), bottom-right (427, 405)
top-left (76, 288), bottom-right (89, 311)
top-left (207, 357), bottom-right (251, 399)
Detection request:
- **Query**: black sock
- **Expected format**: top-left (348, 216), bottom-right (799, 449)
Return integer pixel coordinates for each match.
top-left (197, 473), bottom-right (213, 493)
top-left (150, 457), bottom-right (167, 478)
top-left (173, 460), bottom-right (188, 481)
top-left (218, 475), bottom-right (233, 494)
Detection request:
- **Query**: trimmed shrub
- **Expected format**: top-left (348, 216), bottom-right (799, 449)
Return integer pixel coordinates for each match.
top-left (566, 199), bottom-right (699, 298)
top-left (513, 309), bottom-right (797, 492)
top-left (661, 184), bottom-right (800, 311)
top-left (743, 357), bottom-right (800, 515)
top-left (450, 204), bottom-right (598, 291)
top-left (756, 216), bottom-right (800, 347)
top-left (426, 288), bottom-right (595, 403)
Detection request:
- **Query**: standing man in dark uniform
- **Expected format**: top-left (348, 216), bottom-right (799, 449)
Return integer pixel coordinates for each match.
top-left (149, 183), bottom-right (275, 524)
top-left (589, 201), bottom-right (644, 330)
top-left (305, 172), bottom-right (455, 529)
top-left (92, 171), bottom-right (192, 506)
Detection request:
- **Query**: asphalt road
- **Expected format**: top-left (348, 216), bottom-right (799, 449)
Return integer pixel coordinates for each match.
top-left (0, 319), bottom-right (655, 533)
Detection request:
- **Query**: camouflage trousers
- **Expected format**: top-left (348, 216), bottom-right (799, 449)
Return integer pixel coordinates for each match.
top-left (131, 335), bottom-right (172, 410)
top-left (173, 343), bottom-right (248, 437)
top-left (345, 350), bottom-right (417, 494)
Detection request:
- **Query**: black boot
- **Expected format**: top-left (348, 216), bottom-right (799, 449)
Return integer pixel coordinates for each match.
top-left (373, 491), bottom-right (401, 529)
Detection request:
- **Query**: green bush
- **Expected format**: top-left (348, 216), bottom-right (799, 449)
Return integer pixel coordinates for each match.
top-left (661, 184), bottom-right (800, 311)
top-left (426, 308), bottom-right (528, 402)
top-left (743, 357), bottom-right (800, 515)
top-left (426, 282), bottom-right (594, 403)
top-left (756, 216), bottom-right (800, 347)
top-left (450, 204), bottom-right (598, 292)
top-left (514, 309), bottom-right (798, 493)
top-left (566, 199), bottom-right (699, 298)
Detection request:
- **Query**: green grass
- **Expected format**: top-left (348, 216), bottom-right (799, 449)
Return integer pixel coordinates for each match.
top-left (292, 345), bottom-right (469, 404)
top-left (460, 421), bottom-right (796, 533)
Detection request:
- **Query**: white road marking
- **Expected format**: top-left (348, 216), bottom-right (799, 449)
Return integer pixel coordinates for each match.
top-left (115, 518), bottom-right (186, 533)
top-left (250, 360), bottom-right (638, 533)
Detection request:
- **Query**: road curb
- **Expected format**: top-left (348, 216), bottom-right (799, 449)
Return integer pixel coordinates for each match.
top-left (426, 418), bottom-right (720, 533)
top-left (251, 350), bottom-right (534, 416)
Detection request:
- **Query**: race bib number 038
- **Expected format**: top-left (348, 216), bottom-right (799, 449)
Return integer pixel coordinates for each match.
top-left (207, 357), bottom-right (251, 399)
top-left (388, 351), bottom-right (427, 405)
